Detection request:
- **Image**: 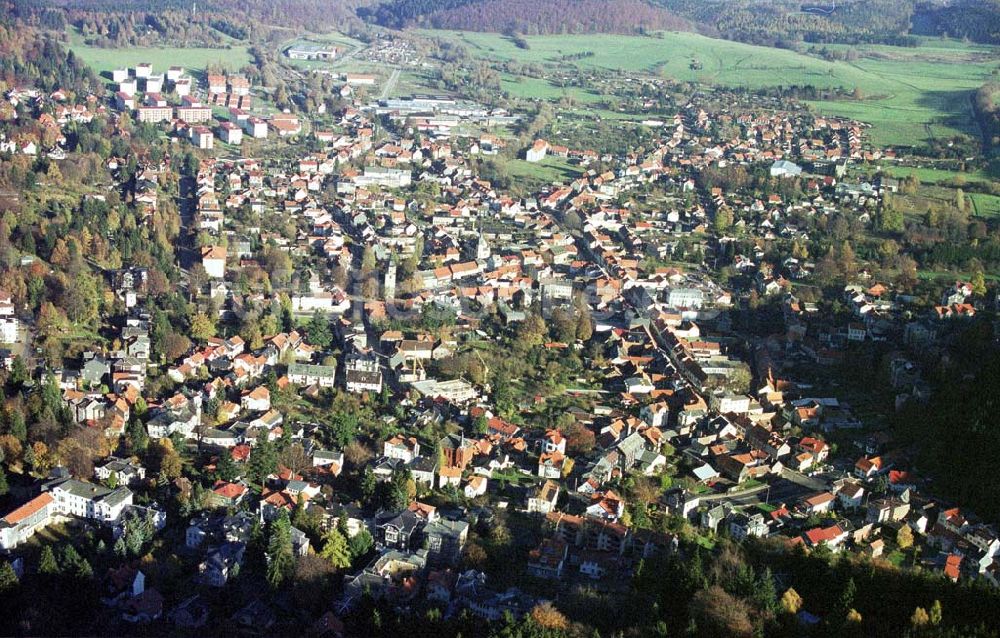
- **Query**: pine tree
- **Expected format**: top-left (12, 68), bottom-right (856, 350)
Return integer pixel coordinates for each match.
top-left (126, 417), bottom-right (148, 454)
top-left (348, 529), bottom-right (373, 561)
top-left (248, 433), bottom-right (277, 487)
top-left (8, 410), bottom-right (25, 442)
top-left (752, 567), bottom-right (779, 614)
top-left (38, 545), bottom-right (59, 575)
top-left (0, 467), bottom-right (8, 497)
top-left (0, 561), bottom-right (18, 592)
top-left (320, 527), bottom-right (352, 568)
top-left (215, 452), bottom-right (240, 482)
top-left (74, 557), bottom-right (93, 579)
top-left (60, 545), bottom-right (85, 573)
top-left (126, 524), bottom-right (145, 557)
top-left (265, 511), bottom-right (294, 589)
top-left (386, 469), bottom-right (411, 511)
top-left (306, 311), bottom-right (332, 350)
top-left (838, 577), bottom-right (856, 615)
top-left (9, 357), bottom-right (27, 387)
top-left (360, 467), bottom-right (377, 505)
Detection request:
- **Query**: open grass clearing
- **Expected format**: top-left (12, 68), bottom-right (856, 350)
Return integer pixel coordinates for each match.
top-left (67, 27), bottom-right (250, 77)
top-left (880, 165), bottom-right (993, 185)
top-left (969, 193), bottom-right (1000, 218)
top-left (505, 155), bottom-right (584, 185)
top-left (421, 29), bottom-right (999, 147)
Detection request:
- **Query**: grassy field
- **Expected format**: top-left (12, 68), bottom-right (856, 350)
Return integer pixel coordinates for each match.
top-left (918, 269), bottom-right (1000, 281)
top-left (969, 192), bottom-right (1000, 218)
top-left (421, 30), bottom-right (999, 147)
top-left (504, 156), bottom-right (584, 185)
top-left (501, 74), bottom-right (604, 103)
top-left (881, 165), bottom-right (992, 185)
top-left (67, 28), bottom-right (250, 76)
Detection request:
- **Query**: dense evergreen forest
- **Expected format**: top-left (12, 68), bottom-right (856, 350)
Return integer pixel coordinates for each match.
top-left (12, 0), bottom-right (371, 45)
top-left (661, 0), bottom-right (1000, 45)
top-left (16, 0), bottom-right (1000, 45)
top-left (358, 0), bottom-right (689, 34)
top-left (974, 83), bottom-right (1000, 154)
top-left (356, 0), bottom-right (1000, 45)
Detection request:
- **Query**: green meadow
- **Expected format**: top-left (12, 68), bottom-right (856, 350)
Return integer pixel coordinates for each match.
top-left (67, 28), bottom-right (251, 76)
top-left (423, 30), bottom-right (1000, 147)
top-left (969, 192), bottom-right (1000, 218)
top-left (504, 156), bottom-right (584, 185)
top-left (882, 165), bottom-right (992, 185)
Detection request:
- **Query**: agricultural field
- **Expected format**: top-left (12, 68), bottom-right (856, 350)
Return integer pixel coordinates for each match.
top-left (501, 74), bottom-right (603, 104)
top-left (881, 165), bottom-right (993, 185)
top-left (66, 27), bottom-right (250, 76)
top-left (421, 29), bottom-right (1000, 147)
top-left (969, 192), bottom-right (1000, 218)
top-left (805, 41), bottom-right (997, 146)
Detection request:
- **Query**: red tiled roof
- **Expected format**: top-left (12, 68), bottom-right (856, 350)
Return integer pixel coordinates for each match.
top-left (803, 524), bottom-right (843, 546)
top-left (212, 481), bottom-right (247, 499)
top-left (945, 554), bottom-right (962, 580)
top-left (3, 493), bottom-right (54, 524)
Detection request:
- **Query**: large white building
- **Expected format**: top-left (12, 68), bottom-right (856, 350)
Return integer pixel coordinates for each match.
top-left (345, 355), bottom-right (383, 394)
top-left (0, 493), bottom-right (55, 550)
top-left (47, 478), bottom-right (134, 522)
top-left (287, 363), bottom-right (337, 388)
top-left (219, 122), bottom-right (243, 146)
top-left (0, 291), bottom-right (17, 343)
top-left (286, 43), bottom-right (338, 60)
top-left (667, 287), bottom-right (704, 310)
top-left (353, 166), bottom-right (412, 189)
top-left (144, 74), bottom-right (164, 94)
top-left (770, 159), bottom-right (803, 178)
top-left (409, 378), bottom-right (478, 404)
top-left (146, 394), bottom-right (202, 438)
top-left (201, 245), bottom-right (227, 279)
top-left (0, 478), bottom-right (135, 550)
top-left (243, 117), bottom-right (268, 139)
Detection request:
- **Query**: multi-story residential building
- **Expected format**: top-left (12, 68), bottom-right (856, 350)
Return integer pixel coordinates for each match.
top-left (45, 478), bottom-right (134, 523)
top-left (424, 518), bottom-right (469, 567)
top-left (0, 493), bottom-right (55, 550)
top-left (345, 354), bottom-right (383, 394)
top-left (136, 106), bottom-right (172, 123)
top-left (287, 363), bottom-right (337, 388)
top-left (176, 104), bottom-right (213, 123)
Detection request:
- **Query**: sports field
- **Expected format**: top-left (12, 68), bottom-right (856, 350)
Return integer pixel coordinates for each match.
top-left (423, 30), bottom-right (999, 147)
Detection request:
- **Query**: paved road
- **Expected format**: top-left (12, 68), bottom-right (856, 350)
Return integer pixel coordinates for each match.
top-left (700, 483), bottom-right (769, 503)
top-left (780, 467), bottom-right (828, 492)
top-left (379, 68), bottom-right (401, 101)
top-left (698, 475), bottom-right (815, 509)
